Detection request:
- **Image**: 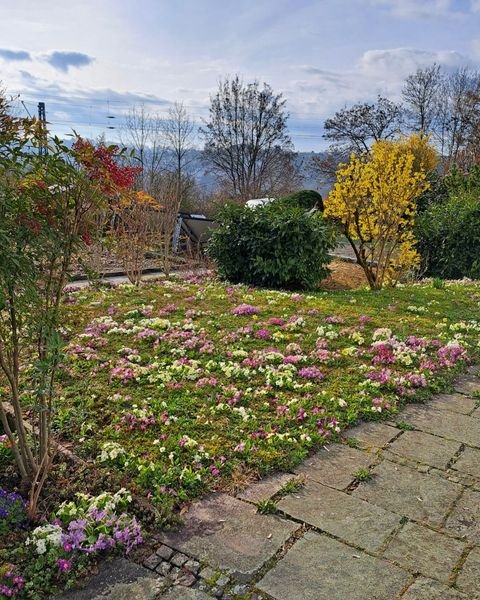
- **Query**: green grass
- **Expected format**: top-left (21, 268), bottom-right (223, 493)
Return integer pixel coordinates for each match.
top-left (353, 468), bottom-right (372, 482)
top-left (52, 274), bottom-right (480, 523)
top-left (278, 476), bottom-right (306, 496)
top-left (256, 499), bottom-right (278, 514)
top-left (396, 421), bottom-right (415, 431)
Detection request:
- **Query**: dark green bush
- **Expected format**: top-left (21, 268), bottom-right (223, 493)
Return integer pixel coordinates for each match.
top-left (279, 189), bottom-right (324, 211)
top-left (415, 172), bottom-right (449, 213)
top-left (416, 166), bottom-right (480, 214)
top-left (208, 201), bottom-right (336, 289)
top-left (416, 191), bottom-right (480, 279)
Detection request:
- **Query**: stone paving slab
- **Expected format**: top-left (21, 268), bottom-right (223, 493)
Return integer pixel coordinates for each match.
top-left (399, 405), bottom-right (480, 448)
top-left (433, 393), bottom-right (477, 415)
top-left (342, 421), bottom-right (399, 449)
top-left (452, 447), bottom-right (480, 479)
top-left (58, 558), bottom-right (166, 600)
top-left (353, 460), bottom-right (461, 526)
top-left (456, 546), bottom-right (480, 598)
top-left (386, 430), bottom-right (461, 470)
top-left (236, 473), bottom-right (294, 503)
top-left (256, 531), bottom-right (409, 600)
top-left (161, 587), bottom-right (214, 599)
top-left (445, 488), bottom-right (480, 543)
top-left (294, 443), bottom-right (376, 490)
top-left (402, 577), bottom-right (468, 599)
top-left (159, 493), bottom-right (298, 582)
top-left (277, 480), bottom-right (400, 553)
top-left (454, 375), bottom-right (480, 395)
top-left (382, 521), bottom-right (466, 582)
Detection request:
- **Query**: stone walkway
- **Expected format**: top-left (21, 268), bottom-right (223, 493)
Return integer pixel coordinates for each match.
top-left (62, 367), bottom-right (480, 599)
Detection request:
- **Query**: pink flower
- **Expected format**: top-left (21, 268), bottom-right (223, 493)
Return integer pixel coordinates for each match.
top-left (209, 465), bottom-right (220, 477)
top-left (255, 329), bottom-right (270, 340)
top-left (438, 344), bottom-right (466, 367)
top-left (268, 317), bottom-right (285, 326)
top-left (325, 315), bottom-right (344, 324)
top-left (231, 304), bottom-right (260, 316)
top-left (283, 355), bottom-right (302, 364)
top-left (367, 368), bottom-right (393, 384)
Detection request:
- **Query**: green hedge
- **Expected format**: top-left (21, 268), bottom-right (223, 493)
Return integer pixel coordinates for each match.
top-left (208, 201), bottom-right (336, 289)
top-left (279, 189), bottom-right (324, 211)
top-left (416, 191), bottom-right (480, 279)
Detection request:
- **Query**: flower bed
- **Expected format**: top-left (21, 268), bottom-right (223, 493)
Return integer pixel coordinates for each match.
top-left (56, 275), bottom-right (480, 516)
top-left (0, 489), bottom-right (142, 598)
top-left (2, 274), bottom-right (480, 597)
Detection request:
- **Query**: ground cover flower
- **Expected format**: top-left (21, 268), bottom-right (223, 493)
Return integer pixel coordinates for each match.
top-left (0, 489), bottom-right (28, 534)
top-left (52, 276), bottom-right (479, 529)
top-left (231, 304), bottom-right (260, 316)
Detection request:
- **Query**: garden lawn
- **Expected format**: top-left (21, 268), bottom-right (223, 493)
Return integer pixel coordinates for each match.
top-left (56, 273), bottom-right (480, 523)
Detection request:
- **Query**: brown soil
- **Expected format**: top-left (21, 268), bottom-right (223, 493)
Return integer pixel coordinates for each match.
top-left (320, 259), bottom-right (367, 290)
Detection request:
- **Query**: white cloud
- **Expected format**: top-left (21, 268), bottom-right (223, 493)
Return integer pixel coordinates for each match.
top-left (285, 47), bottom-right (470, 119)
top-left (358, 48), bottom-right (469, 80)
top-left (368, 0), bottom-right (463, 18)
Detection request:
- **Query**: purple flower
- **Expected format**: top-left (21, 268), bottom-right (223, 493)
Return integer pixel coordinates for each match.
top-left (366, 368), bottom-right (393, 385)
top-left (255, 329), bottom-right (270, 340)
top-left (325, 315), bottom-right (344, 324)
top-left (358, 314), bottom-right (371, 323)
top-left (57, 558), bottom-right (72, 573)
top-left (231, 304), bottom-right (260, 316)
top-left (298, 366), bottom-right (324, 380)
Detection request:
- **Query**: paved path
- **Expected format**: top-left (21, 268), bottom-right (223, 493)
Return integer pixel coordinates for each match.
top-left (62, 367), bottom-right (480, 599)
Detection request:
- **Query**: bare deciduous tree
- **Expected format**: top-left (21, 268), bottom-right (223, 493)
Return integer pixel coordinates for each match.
top-left (161, 102), bottom-right (196, 210)
top-left (261, 148), bottom-right (303, 197)
top-left (437, 67), bottom-right (480, 169)
top-left (200, 75), bottom-right (293, 201)
top-left (156, 172), bottom-right (182, 275)
top-left (311, 96), bottom-right (404, 189)
top-left (323, 96), bottom-right (403, 153)
top-left (122, 105), bottom-right (167, 195)
top-left (402, 64), bottom-right (442, 134)
top-left (308, 146), bottom-right (350, 189)
top-left (110, 191), bottom-right (162, 285)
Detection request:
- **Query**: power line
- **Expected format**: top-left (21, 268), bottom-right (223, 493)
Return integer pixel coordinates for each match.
top-left (21, 100), bottom-right (33, 118)
top-left (16, 92), bottom-right (331, 121)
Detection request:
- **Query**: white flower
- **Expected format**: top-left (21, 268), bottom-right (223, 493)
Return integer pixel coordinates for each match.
top-left (372, 328), bottom-right (392, 341)
top-left (98, 441), bottom-right (126, 463)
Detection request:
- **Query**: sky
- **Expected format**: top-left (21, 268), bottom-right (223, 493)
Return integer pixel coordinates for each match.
top-left (0, 0), bottom-right (479, 151)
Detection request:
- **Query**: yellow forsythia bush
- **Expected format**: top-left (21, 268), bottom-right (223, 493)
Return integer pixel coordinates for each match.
top-left (325, 134), bottom-right (436, 289)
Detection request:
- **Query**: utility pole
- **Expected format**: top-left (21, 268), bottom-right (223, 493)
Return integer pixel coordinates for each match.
top-left (38, 101), bottom-right (47, 156)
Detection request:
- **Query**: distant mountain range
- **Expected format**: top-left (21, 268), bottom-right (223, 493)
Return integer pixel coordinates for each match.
top-left (183, 149), bottom-right (332, 198)
top-left (59, 139), bottom-right (332, 199)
